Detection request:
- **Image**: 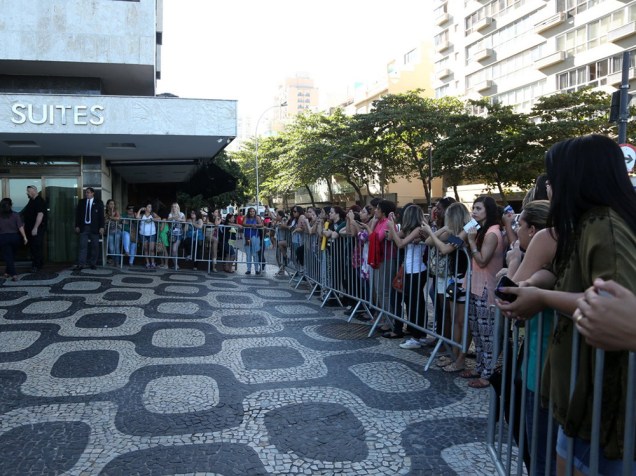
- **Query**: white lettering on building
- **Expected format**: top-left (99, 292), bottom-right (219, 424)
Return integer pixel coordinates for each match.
top-left (11, 104), bottom-right (105, 126)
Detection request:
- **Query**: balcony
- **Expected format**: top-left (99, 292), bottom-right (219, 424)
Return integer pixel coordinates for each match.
top-left (535, 51), bottom-right (566, 69)
top-left (435, 12), bottom-right (451, 26)
top-left (534, 12), bottom-right (567, 34)
top-left (438, 68), bottom-right (452, 79)
top-left (473, 48), bottom-right (494, 62)
top-left (474, 80), bottom-right (494, 92)
top-left (608, 68), bottom-right (636, 86)
top-left (474, 17), bottom-right (494, 32)
top-left (608, 22), bottom-right (636, 42)
top-left (436, 40), bottom-right (451, 53)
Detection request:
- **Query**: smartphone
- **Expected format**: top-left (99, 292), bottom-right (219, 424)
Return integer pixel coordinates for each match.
top-left (495, 275), bottom-right (518, 302)
top-left (447, 235), bottom-right (464, 247)
top-left (463, 218), bottom-right (481, 233)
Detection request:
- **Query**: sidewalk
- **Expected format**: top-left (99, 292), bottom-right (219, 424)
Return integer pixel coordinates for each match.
top-left (0, 265), bottom-right (494, 475)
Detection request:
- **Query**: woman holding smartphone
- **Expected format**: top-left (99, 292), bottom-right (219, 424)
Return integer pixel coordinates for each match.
top-left (463, 196), bottom-right (507, 388)
top-left (497, 135), bottom-right (636, 474)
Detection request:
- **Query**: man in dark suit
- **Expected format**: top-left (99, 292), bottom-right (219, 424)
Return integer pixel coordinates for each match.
top-left (74, 187), bottom-right (104, 270)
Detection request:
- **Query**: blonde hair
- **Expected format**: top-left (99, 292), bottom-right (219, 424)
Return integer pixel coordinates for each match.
top-left (444, 202), bottom-right (471, 235)
top-left (169, 202), bottom-right (181, 217)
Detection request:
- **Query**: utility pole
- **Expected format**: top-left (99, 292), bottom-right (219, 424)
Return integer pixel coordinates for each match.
top-left (618, 50), bottom-right (631, 144)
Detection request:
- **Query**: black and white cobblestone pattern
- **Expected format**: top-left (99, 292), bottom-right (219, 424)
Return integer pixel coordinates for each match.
top-left (0, 267), bottom-right (495, 475)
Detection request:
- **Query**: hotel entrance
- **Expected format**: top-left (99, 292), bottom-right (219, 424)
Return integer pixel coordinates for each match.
top-left (2, 175), bottom-right (79, 265)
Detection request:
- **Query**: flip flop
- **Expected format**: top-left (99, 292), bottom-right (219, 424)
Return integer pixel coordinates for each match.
top-left (442, 362), bottom-right (465, 373)
top-left (468, 378), bottom-right (490, 389)
top-left (459, 369), bottom-right (480, 379)
top-left (436, 356), bottom-right (453, 367)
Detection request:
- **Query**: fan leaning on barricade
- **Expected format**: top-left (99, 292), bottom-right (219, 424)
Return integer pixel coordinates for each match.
top-left (345, 205), bottom-right (374, 320)
top-left (385, 204), bottom-right (428, 340)
top-left (243, 207), bottom-right (263, 275)
top-left (420, 202), bottom-right (471, 370)
top-left (167, 202), bottom-right (185, 271)
top-left (136, 202), bottom-right (160, 270)
top-left (494, 199), bottom-right (555, 476)
top-left (496, 135), bottom-right (636, 475)
top-left (121, 205), bottom-right (138, 266)
top-left (365, 200), bottom-right (398, 329)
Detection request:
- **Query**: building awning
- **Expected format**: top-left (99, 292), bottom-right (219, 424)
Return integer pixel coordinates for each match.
top-left (0, 93), bottom-right (237, 183)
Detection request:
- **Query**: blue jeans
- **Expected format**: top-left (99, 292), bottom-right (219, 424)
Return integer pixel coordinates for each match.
top-left (556, 426), bottom-right (635, 475)
top-left (245, 239), bottom-right (261, 272)
top-left (107, 231), bottom-right (122, 256)
top-left (525, 389), bottom-right (557, 476)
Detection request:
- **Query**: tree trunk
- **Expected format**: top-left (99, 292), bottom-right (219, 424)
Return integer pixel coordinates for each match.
top-left (494, 171), bottom-right (507, 203)
top-left (304, 184), bottom-right (315, 207)
top-left (346, 179), bottom-right (364, 205)
top-left (453, 185), bottom-right (460, 202)
top-left (325, 177), bottom-right (334, 203)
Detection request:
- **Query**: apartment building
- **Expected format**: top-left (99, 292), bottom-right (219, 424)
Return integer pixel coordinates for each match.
top-left (433, 0), bottom-right (636, 112)
top-left (0, 0), bottom-right (236, 262)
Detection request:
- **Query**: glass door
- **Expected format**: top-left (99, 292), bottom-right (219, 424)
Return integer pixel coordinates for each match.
top-left (44, 177), bottom-right (79, 263)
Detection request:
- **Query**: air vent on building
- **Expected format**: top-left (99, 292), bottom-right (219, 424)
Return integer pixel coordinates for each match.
top-left (3, 140), bottom-right (39, 148)
top-left (106, 143), bottom-right (136, 149)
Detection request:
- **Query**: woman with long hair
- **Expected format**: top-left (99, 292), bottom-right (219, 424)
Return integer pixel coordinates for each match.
top-left (498, 135), bottom-right (636, 474)
top-left (421, 202), bottom-right (471, 369)
top-left (387, 204), bottom-right (428, 339)
top-left (463, 195), bottom-right (507, 388)
top-left (243, 207), bottom-right (263, 275)
top-left (105, 199), bottom-right (122, 265)
top-left (0, 198), bottom-right (28, 281)
top-left (167, 202), bottom-right (185, 270)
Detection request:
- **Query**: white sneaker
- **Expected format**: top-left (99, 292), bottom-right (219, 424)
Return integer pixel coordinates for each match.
top-left (399, 338), bottom-right (422, 350)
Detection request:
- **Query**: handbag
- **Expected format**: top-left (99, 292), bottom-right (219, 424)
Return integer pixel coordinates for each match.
top-left (392, 263), bottom-right (405, 292)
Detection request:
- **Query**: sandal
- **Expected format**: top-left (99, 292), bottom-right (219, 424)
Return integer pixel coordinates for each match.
top-left (468, 378), bottom-right (490, 389)
top-left (459, 369), bottom-right (480, 379)
top-left (436, 356), bottom-right (453, 367)
top-left (2, 273), bottom-right (9, 279)
top-left (442, 362), bottom-right (465, 373)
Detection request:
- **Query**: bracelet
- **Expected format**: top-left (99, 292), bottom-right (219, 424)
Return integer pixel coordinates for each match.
top-left (471, 249), bottom-right (478, 255)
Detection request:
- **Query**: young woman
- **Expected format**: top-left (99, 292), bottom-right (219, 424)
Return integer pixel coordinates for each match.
top-left (464, 195), bottom-right (507, 388)
top-left (136, 202), bottom-right (160, 269)
top-left (273, 210), bottom-right (289, 275)
top-left (167, 202), bottom-right (185, 270)
top-left (219, 213), bottom-right (238, 272)
top-left (386, 204), bottom-right (428, 340)
top-left (243, 207), bottom-right (263, 275)
top-left (497, 135), bottom-right (636, 475)
top-left (105, 199), bottom-right (122, 265)
top-left (0, 198), bottom-right (28, 281)
top-left (421, 202), bottom-right (471, 369)
top-left (183, 210), bottom-right (204, 264)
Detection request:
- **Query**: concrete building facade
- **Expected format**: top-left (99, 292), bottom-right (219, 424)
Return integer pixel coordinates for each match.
top-left (433, 0), bottom-right (636, 111)
top-left (0, 0), bottom-right (236, 263)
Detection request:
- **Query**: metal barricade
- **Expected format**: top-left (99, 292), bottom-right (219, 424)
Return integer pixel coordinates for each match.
top-left (283, 228), bottom-right (473, 368)
top-left (487, 306), bottom-right (636, 475)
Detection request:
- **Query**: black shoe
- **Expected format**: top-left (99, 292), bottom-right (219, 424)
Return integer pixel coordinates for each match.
top-left (73, 265), bottom-right (84, 271)
top-left (245, 271), bottom-right (251, 275)
top-left (90, 265), bottom-right (97, 270)
top-left (255, 271), bottom-right (261, 275)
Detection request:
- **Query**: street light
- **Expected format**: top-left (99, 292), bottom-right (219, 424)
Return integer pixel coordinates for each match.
top-left (254, 101), bottom-right (287, 211)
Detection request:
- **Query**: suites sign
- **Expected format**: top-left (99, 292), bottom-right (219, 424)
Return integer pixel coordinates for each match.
top-left (11, 103), bottom-right (105, 126)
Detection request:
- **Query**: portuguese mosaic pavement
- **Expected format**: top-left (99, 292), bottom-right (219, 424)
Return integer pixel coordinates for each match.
top-left (0, 265), bottom-right (494, 475)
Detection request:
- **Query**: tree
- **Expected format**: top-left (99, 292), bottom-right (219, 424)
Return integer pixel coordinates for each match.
top-left (360, 91), bottom-right (464, 206)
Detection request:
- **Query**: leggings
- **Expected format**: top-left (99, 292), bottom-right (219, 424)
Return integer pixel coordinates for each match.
top-left (468, 286), bottom-right (497, 379)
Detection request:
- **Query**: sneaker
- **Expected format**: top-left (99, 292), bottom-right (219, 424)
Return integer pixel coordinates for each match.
top-left (245, 271), bottom-right (251, 275)
top-left (399, 338), bottom-right (422, 350)
top-left (255, 271), bottom-right (261, 275)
